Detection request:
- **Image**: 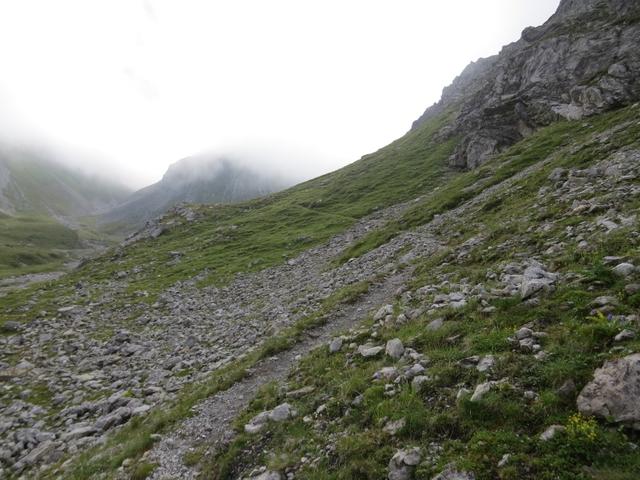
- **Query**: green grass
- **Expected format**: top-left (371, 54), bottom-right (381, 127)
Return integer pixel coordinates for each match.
top-left (6, 99), bottom-right (640, 479)
top-left (0, 215), bottom-right (80, 277)
top-left (337, 105), bottom-right (640, 264)
top-left (199, 104), bottom-right (640, 479)
top-left (1, 151), bottom-right (129, 218)
top-left (0, 108), bottom-right (457, 324)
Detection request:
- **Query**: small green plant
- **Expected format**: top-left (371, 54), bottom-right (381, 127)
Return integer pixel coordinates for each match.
top-left (566, 413), bottom-right (599, 442)
top-left (131, 462), bottom-right (157, 480)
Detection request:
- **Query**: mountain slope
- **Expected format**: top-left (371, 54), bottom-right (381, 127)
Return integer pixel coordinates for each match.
top-left (0, 1), bottom-right (639, 479)
top-left (413, 0), bottom-right (640, 169)
top-left (0, 146), bottom-right (130, 219)
top-left (101, 155), bottom-right (294, 230)
top-left (0, 146), bottom-right (131, 278)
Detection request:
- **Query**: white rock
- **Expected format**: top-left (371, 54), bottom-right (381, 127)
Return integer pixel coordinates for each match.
top-left (269, 403), bottom-right (296, 422)
top-left (476, 355), bottom-right (495, 373)
top-left (614, 329), bottom-right (636, 342)
top-left (427, 318), bottom-right (444, 331)
top-left (358, 344), bottom-right (384, 358)
top-left (383, 418), bottom-right (406, 436)
top-left (470, 382), bottom-right (493, 402)
top-left (374, 305), bottom-right (394, 321)
top-left (411, 375), bottom-right (430, 391)
top-left (577, 354), bottom-right (640, 429)
top-left (385, 338), bottom-right (405, 360)
top-left (613, 263), bottom-right (636, 277)
top-left (329, 337), bottom-right (343, 353)
top-left (252, 471), bottom-right (282, 480)
top-left (540, 425), bottom-right (565, 441)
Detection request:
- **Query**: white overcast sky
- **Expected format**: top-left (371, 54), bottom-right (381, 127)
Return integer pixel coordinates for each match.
top-left (0, 0), bottom-right (560, 188)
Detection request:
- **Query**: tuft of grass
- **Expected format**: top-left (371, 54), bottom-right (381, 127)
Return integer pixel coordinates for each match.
top-left (130, 462), bottom-right (157, 480)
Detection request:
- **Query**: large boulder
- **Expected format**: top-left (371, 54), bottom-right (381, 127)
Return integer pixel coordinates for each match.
top-left (577, 354), bottom-right (640, 429)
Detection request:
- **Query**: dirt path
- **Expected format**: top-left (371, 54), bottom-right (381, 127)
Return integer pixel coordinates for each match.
top-left (147, 269), bottom-right (411, 479)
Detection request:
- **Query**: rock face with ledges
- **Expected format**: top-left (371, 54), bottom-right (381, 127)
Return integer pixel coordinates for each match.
top-left (413, 0), bottom-right (640, 169)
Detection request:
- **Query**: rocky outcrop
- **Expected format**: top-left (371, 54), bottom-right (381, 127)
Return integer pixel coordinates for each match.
top-left (413, 0), bottom-right (640, 169)
top-left (577, 354), bottom-right (640, 430)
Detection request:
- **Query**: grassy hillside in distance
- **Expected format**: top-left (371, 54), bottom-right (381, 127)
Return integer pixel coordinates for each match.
top-left (0, 215), bottom-right (81, 277)
top-left (0, 148), bottom-right (132, 279)
top-left (1, 104), bottom-right (638, 318)
top-left (0, 152), bottom-right (130, 218)
top-left (22, 110), bottom-right (457, 296)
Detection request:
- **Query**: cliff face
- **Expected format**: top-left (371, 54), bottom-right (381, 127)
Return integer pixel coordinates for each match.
top-left (413, 0), bottom-right (640, 169)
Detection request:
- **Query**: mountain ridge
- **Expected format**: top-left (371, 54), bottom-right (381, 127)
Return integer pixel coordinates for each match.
top-left (412, 0), bottom-right (640, 169)
top-left (101, 155), bottom-right (294, 230)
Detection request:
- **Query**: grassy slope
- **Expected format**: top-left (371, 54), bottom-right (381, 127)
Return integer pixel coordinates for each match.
top-left (0, 215), bottom-right (81, 277)
top-left (2, 154), bottom-right (129, 218)
top-left (199, 105), bottom-right (640, 480)
top-left (0, 108), bottom-right (457, 318)
top-left (4, 105), bottom-right (640, 479)
top-left (0, 152), bottom-right (130, 278)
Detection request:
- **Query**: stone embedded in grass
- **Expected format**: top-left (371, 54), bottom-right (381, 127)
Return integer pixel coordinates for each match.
top-left (625, 283), bottom-right (640, 295)
top-left (388, 447), bottom-right (421, 480)
top-left (577, 353), bottom-right (640, 429)
top-left (591, 296), bottom-right (620, 308)
top-left (383, 418), bottom-right (406, 436)
top-left (614, 329), bottom-right (635, 342)
top-left (405, 363), bottom-right (426, 379)
top-left (540, 425), bottom-right (566, 441)
top-left (518, 260), bottom-right (558, 299)
top-left (1, 321), bottom-right (22, 333)
top-left (476, 355), bottom-right (496, 373)
top-left (94, 406), bottom-right (133, 431)
top-left (470, 382), bottom-right (494, 402)
top-left (358, 344), bottom-right (384, 358)
top-left (556, 379), bottom-right (577, 399)
top-left (374, 304), bottom-right (394, 321)
top-left (456, 388), bottom-right (471, 400)
top-left (61, 425), bottom-right (97, 441)
top-left (515, 327), bottom-right (533, 340)
top-left (328, 337), bottom-right (343, 353)
top-left (385, 338), bottom-right (405, 359)
top-left (250, 470), bottom-right (282, 480)
top-left (373, 367), bottom-right (400, 381)
top-left (613, 262), bottom-right (636, 277)
top-left (426, 318), bottom-right (444, 331)
top-left (432, 464), bottom-right (476, 480)
top-left (411, 375), bottom-right (430, 391)
top-left (268, 403), bottom-right (297, 422)
top-left (497, 453), bottom-right (511, 468)
top-left (244, 411), bottom-right (270, 434)
top-left (286, 386), bottom-right (315, 399)
top-left (509, 326), bottom-right (544, 353)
